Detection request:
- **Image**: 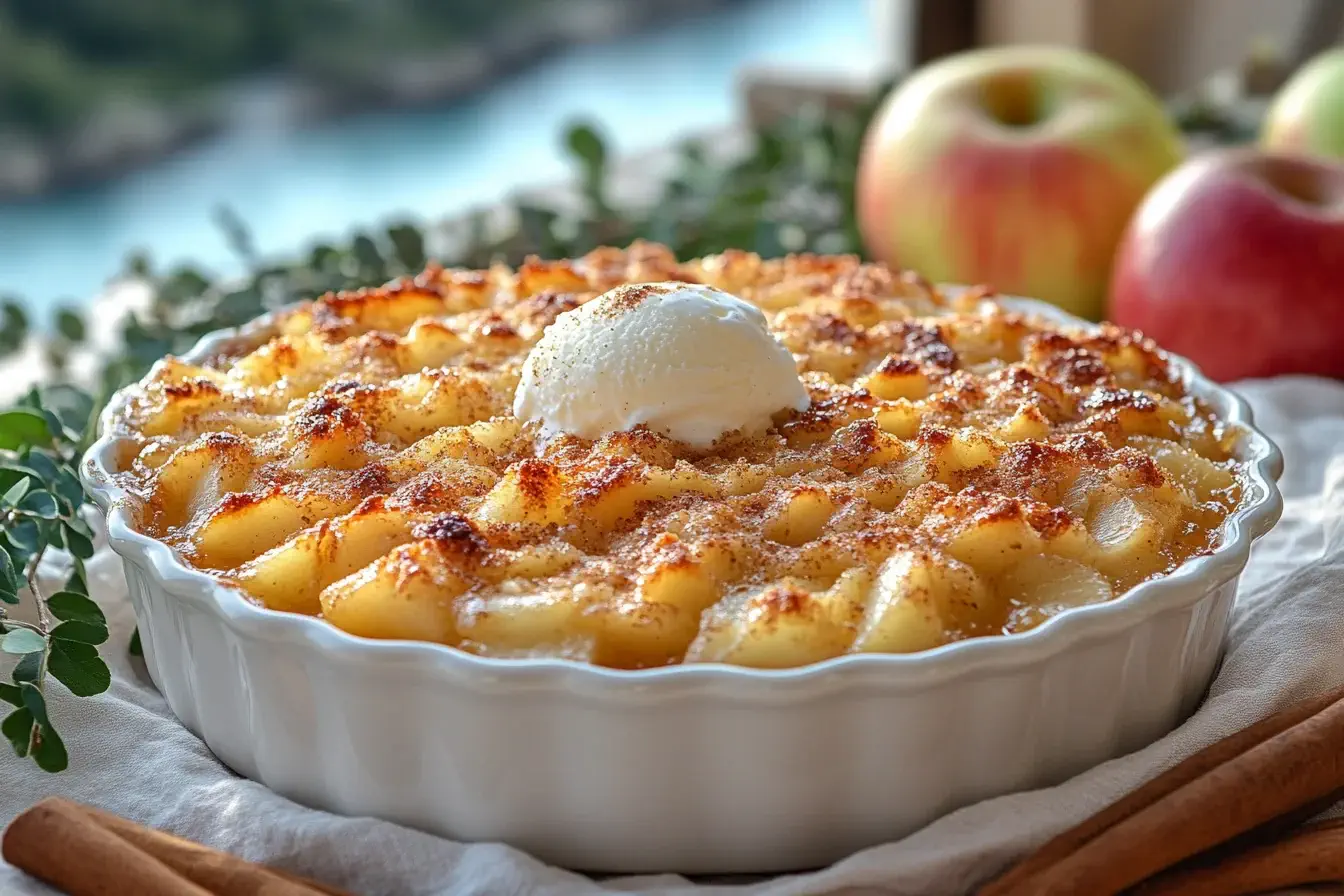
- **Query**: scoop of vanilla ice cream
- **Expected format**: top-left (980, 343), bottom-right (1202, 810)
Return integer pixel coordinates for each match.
top-left (513, 281), bottom-right (810, 448)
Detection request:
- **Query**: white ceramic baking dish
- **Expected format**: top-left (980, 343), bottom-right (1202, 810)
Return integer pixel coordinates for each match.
top-left (82, 295), bottom-right (1283, 874)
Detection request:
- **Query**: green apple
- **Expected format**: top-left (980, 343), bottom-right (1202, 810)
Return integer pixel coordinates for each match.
top-left (1262, 48), bottom-right (1344, 159)
top-left (857, 46), bottom-right (1183, 320)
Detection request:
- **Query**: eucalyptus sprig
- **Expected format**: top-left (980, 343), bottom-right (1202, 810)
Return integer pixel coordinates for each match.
top-left (0, 385), bottom-right (110, 773)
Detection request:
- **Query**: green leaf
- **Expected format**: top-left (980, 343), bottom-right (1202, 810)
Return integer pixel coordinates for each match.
top-left (54, 468), bottom-right (86, 510)
top-left (31, 720), bottom-right (67, 772)
top-left (0, 302), bottom-right (28, 355)
top-left (18, 450), bottom-right (60, 484)
top-left (32, 384), bottom-right (95, 439)
top-left (0, 546), bottom-right (17, 602)
top-left (121, 318), bottom-right (174, 366)
top-left (18, 489), bottom-right (59, 519)
top-left (128, 628), bottom-right (143, 657)
top-left (0, 683), bottom-right (20, 707)
top-left (55, 307), bottom-right (87, 343)
top-left (19, 681), bottom-right (48, 727)
top-left (2, 708), bottom-right (33, 757)
top-left (50, 620), bottom-right (108, 646)
top-left (0, 409), bottom-right (53, 450)
top-left (64, 560), bottom-right (88, 597)
top-left (1, 300), bottom-right (27, 331)
top-left (160, 267), bottom-right (212, 305)
top-left (2, 543), bottom-right (31, 588)
top-left (48, 639), bottom-right (110, 697)
top-left (1, 477), bottom-right (31, 507)
top-left (124, 251), bottom-right (152, 278)
top-left (34, 407), bottom-right (67, 445)
top-left (564, 122), bottom-right (607, 168)
top-left (1, 628), bottom-right (45, 655)
top-left (387, 223), bottom-right (426, 271)
top-left (60, 524), bottom-right (95, 560)
top-left (47, 592), bottom-right (103, 628)
top-left (0, 464), bottom-right (38, 496)
top-left (18, 683), bottom-right (67, 772)
top-left (64, 513), bottom-right (94, 539)
top-left (215, 287), bottom-right (264, 322)
top-left (0, 300), bottom-right (26, 324)
top-left (350, 234), bottom-right (386, 277)
top-left (11, 651), bottom-right (40, 687)
top-left (5, 517), bottom-right (42, 554)
top-left (214, 204), bottom-right (258, 266)
top-left (517, 205), bottom-right (560, 257)
top-left (308, 243), bottom-right (340, 271)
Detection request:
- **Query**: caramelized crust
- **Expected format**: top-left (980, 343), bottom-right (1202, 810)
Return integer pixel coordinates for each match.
top-left (105, 242), bottom-right (1246, 668)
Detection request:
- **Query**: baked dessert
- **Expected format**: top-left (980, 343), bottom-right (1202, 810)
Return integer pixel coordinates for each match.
top-left (105, 242), bottom-right (1246, 669)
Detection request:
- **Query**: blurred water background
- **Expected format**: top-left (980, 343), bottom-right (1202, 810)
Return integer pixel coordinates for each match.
top-left (0, 0), bottom-right (876, 313)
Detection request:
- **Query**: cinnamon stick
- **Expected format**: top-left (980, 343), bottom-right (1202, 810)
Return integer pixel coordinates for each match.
top-left (1133, 817), bottom-right (1344, 896)
top-left (981, 683), bottom-right (1344, 896)
top-left (2, 797), bottom-right (351, 896)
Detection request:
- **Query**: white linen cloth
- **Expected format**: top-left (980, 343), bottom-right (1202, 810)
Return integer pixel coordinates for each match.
top-left (3, 376), bottom-right (1343, 896)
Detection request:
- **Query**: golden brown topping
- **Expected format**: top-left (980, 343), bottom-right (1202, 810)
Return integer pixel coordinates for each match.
top-left (349, 464), bottom-right (392, 497)
top-left (414, 513), bottom-right (487, 554)
top-left (830, 418), bottom-right (885, 470)
top-left (898, 320), bottom-right (959, 371)
top-left (515, 458), bottom-right (563, 506)
top-left (162, 378), bottom-right (222, 401)
top-left (516, 289), bottom-right (581, 327)
top-left (293, 395), bottom-right (370, 441)
top-left (747, 583), bottom-right (816, 626)
top-left (1026, 504), bottom-right (1075, 540)
top-left (470, 314), bottom-right (519, 341)
top-left (1079, 388), bottom-right (1148, 412)
top-left (875, 355), bottom-right (921, 377)
top-left (810, 312), bottom-right (864, 345)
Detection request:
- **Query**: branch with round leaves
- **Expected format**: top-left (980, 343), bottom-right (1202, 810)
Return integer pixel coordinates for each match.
top-left (0, 386), bottom-right (111, 773)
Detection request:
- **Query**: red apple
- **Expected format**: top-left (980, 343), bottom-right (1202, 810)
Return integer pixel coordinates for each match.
top-left (1108, 149), bottom-right (1344, 382)
top-left (857, 46), bottom-right (1183, 321)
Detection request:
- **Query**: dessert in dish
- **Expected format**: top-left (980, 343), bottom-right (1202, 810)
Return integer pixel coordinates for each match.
top-left (103, 242), bottom-right (1246, 670)
top-left (83, 241), bottom-right (1280, 872)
